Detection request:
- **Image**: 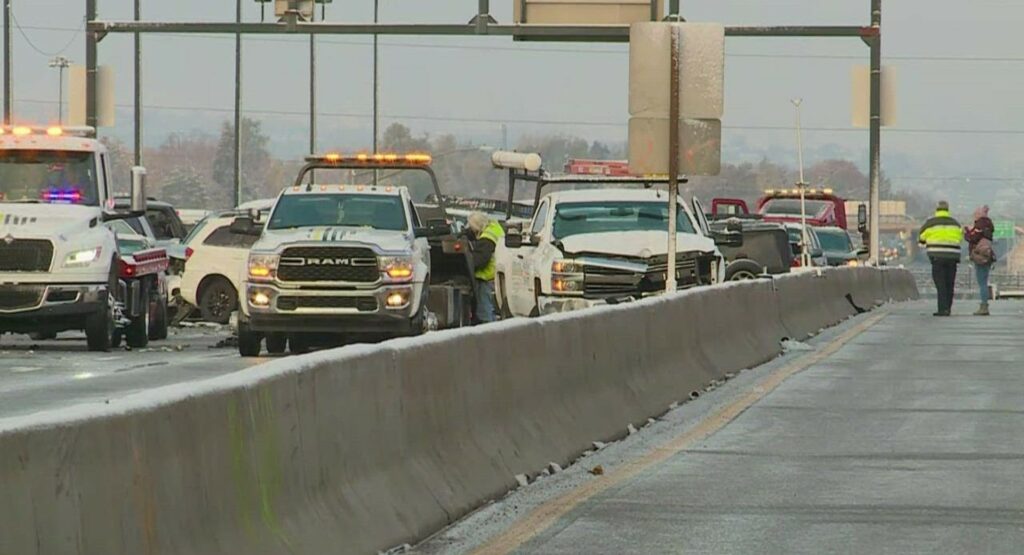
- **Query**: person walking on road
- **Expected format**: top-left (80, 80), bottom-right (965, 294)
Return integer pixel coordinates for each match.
top-left (466, 211), bottom-right (505, 324)
top-left (965, 205), bottom-right (996, 316)
top-left (919, 200), bottom-right (964, 317)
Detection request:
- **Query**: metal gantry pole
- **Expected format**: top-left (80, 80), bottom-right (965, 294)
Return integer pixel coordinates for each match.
top-left (666, 24), bottom-right (680, 293)
top-left (134, 0), bottom-right (142, 166)
top-left (309, 2), bottom-right (316, 168)
top-left (3, 0), bottom-right (10, 125)
top-left (233, 0), bottom-right (242, 206)
top-left (86, 0), bottom-right (97, 129)
top-left (372, 0), bottom-right (379, 185)
top-left (868, 0), bottom-right (882, 264)
top-left (793, 98), bottom-right (810, 268)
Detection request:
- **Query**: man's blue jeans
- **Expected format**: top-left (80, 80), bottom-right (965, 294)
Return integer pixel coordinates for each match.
top-left (476, 279), bottom-right (497, 323)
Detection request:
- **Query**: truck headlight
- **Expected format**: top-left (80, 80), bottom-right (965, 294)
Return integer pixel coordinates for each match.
top-left (64, 247), bottom-right (102, 268)
top-left (380, 256), bottom-right (414, 280)
top-left (248, 254), bottom-right (279, 282)
top-left (551, 259), bottom-right (584, 295)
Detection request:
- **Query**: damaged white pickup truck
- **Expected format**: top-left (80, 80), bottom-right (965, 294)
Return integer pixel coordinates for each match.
top-left (494, 188), bottom-right (740, 317)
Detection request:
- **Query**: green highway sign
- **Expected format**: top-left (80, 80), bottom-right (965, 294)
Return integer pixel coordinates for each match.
top-left (994, 220), bottom-right (1015, 240)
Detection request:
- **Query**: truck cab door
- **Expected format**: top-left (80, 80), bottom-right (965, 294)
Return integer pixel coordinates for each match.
top-left (507, 200), bottom-right (548, 316)
top-left (691, 197), bottom-right (712, 237)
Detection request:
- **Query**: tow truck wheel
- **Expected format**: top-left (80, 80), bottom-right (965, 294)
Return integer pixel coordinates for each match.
top-left (265, 333), bottom-right (288, 355)
top-left (86, 265), bottom-right (117, 352)
top-left (238, 322), bottom-right (262, 357)
top-left (125, 288), bottom-right (150, 349)
top-left (725, 259), bottom-right (763, 281)
top-left (149, 291), bottom-right (169, 341)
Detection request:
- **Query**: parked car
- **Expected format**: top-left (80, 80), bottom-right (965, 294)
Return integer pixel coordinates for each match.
top-left (814, 226), bottom-right (861, 266)
top-left (179, 202), bottom-right (274, 324)
top-left (785, 223), bottom-right (828, 269)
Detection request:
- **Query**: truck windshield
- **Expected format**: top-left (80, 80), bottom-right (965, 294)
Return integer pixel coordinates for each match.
top-left (762, 199), bottom-right (829, 217)
top-left (268, 193), bottom-right (408, 231)
top-left (816, 229), bottom-right (853, 252)
top-left (0, 150), bottom-right (99, 205)
top-left (552, 201), bottom-right (696, 240)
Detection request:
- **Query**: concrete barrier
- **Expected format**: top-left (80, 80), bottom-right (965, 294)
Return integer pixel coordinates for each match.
top-left (0, 268), bottom-right (914, 555)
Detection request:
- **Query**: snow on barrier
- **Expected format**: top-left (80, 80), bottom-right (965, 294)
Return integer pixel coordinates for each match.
top-left (0, 268), bottom-right (917, 555)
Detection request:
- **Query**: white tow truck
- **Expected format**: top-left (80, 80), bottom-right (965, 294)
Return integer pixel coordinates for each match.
top-left (234, 153), bottom-right (477, 356)
top-left (0, 125), bottom-right (160, 350)
top-left (490, 152), bottom-right (741, 317)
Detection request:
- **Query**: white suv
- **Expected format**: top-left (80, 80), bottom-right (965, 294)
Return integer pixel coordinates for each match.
top-left (495, 188), bottom-right (734, 317)
top-left (178, 201), bottom-right (273, 323)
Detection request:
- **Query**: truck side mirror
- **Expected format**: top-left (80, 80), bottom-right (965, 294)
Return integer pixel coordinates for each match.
top-left (857, 204), bottom-right (868, 233)
top-left (504, 233), bottom-right (524, 248)
top-left (130, 166), bottom-right (147, 214)
top-left (414, 223), bottom-right (451, 238)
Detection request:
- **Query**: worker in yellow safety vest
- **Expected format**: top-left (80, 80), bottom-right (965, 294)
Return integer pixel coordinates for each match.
top-left (918, 200), bottom-right (964, 316)
top-left (467, 212), bottom-right (505, 323)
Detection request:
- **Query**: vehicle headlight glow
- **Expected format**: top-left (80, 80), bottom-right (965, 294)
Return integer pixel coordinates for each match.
top-left (380, 256), bottom-right (414, 280)
top-left (63, 246), bottom-right (102, 268)
top-left (551, 259), bottom-right (584, 295)
top-left (248, 254), bottom-right (280, 281)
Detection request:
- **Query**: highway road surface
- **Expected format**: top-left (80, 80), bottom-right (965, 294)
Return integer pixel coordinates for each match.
top-left (0, 325), bottom-right (262, 419)
top-left (417, 300), bottom-right (1024, 554)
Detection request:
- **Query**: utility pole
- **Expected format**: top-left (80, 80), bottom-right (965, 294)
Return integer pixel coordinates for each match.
top-left (792, 97), bottom-right (810, 268)
top-left (234, 0), bottom-right (243, 207)
top-left (48, 56), bottom-right (71, 124)
top-left (665, 25), bottom-right (680, 293)
top-left (868, 0), bottom-right (882, 264)
top-left (3, 0), bottom-right (10, 125)
top-left (85, 0), bottom-right (97, 129)
top-left (133, 0), bottom-right (142, 165)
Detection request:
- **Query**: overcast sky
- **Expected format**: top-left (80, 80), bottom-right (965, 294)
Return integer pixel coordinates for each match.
top-left (6, 0), bottom-right (1024, 194)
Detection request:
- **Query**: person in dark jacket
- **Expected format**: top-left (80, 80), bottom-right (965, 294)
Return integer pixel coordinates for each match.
top-left (918, 201), bottom-right (964, 316)
top-left (965, 204), bottom-right (996, 315)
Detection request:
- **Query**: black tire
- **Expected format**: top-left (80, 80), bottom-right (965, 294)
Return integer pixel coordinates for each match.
top-left (149, 290), bottom-right (169, 341)
top-left (238, 322), bottom-right (262, 357)
top-left (289, 333), bottom-right (312, 355)
top-left (497, 273), bottom-right (513, 320)
top-left (86, 265), bottom-right (117, 352)
top-left (125, 282), bottom-right (150, 349)
top-left (265, 333), bottom-right (288, 354)
top-left (725, 259), bottom-right (764, 282)
top-left (29, 331), bottom-right (57, 341)
top-left (198, 277), bottom-right (237, 325)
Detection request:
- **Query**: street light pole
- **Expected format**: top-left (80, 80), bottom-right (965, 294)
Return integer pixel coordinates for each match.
top-left (792, 97), bottom-right (810, 268)
top-left (48, 56), bottom-right (71, 124)
top-left (373, 0), bottom-right (380, 185)
top-left (3, 0), bottom-right (11, 126)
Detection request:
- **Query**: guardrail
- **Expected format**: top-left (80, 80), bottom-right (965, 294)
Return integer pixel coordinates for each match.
top-left (0, 267), bottom-right (918, 555)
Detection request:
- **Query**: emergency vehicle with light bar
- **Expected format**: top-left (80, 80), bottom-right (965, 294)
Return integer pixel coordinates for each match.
top-left (233, 152), bottom-right (477, 356)
top-left (711, 188), bottom-right (849, 229)
top-left (0, 125), bottom-right (160, 350)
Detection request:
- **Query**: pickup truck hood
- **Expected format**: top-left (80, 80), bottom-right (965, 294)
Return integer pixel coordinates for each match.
top-left (255, 226), bottom-right (412, 253)
top-left (559, 231), bottom-right (716, 258)
top-left (0, 203), bottom-right (103, 240)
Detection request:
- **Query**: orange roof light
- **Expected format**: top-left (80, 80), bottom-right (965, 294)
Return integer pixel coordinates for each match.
top-left (12, 126), bottom-right (31, 136)
top-left (383, 153), bottom-right (399, 162)
top-left (405, 153), bottom-right (432, 164)
top-left (319, 185), bottom-right (328, 191)
top-left (373, 154), bottom-right (385, 162)
top-left (324, 153), bottom-right (341, 162)
top-left (356, 153), bottom-right (369, 162)
top-left (356, 185), bottom-right (365, 191)
top-left (46, 126), bottom-right (63, 137)
top-left (338, 185), bottom-right (346, 191)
